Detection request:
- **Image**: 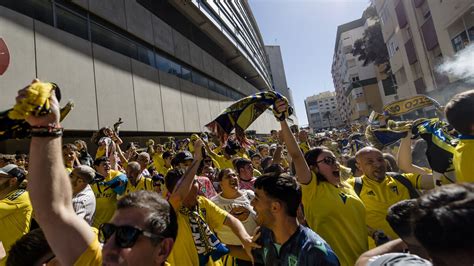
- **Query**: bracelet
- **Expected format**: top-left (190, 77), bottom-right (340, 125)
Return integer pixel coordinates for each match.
top-left (30, 124), bottom-right (64, 137)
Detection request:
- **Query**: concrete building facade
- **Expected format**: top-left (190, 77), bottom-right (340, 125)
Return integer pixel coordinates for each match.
top-left (264, 45), bottom-right (297, 125)
top-left (372, 0), bottom-right (473, 106)
top-left (0, 0), bottom-right (280, 150)
top-left (305, 91), bottom-right (343, 131)
top-left (332, 17), bottom-right (384, 124)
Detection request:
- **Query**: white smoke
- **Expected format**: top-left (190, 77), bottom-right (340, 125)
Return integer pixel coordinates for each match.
top-left (437, 44), bottom-right (474, 84)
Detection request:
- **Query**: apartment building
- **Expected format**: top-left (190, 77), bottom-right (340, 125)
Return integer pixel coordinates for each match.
top-left (373, 0), bottom-right (473, 106)
top-left (305, 91), bottom-right (344, 131)
top-left (332, 17), bottom-right (384, 123)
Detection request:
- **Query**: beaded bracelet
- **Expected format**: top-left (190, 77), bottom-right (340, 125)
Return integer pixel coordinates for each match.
top-left (30, 124), bottom-right (64, 137)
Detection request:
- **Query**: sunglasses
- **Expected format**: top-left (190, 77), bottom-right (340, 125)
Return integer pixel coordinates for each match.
top-left (316, 156), bottom-right (337, 166)
top-left (99, 223), bottom-right (163, 248)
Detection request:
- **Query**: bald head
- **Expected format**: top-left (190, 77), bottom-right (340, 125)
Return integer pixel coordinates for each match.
top-left (126, 161), bottom-right (142, 180)
top-left (355, 146), bottom-right (387, 181)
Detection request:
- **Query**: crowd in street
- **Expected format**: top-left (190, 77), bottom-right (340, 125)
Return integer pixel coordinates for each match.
top-left (0, 80), bottom-right (473, 266)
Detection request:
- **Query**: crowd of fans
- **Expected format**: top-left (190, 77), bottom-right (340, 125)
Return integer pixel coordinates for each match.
top-left (1, 81), bottom-right (473, 266)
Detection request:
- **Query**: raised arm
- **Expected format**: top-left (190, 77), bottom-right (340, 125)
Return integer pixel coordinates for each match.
top-left (23, 81), bottom-right (94, 266)
top-left (276, 100), bottom-right (312, 184)
top-left (397, 132), bottom-right (430, 175)
top-left (168, 139), bottom-right (204, 208)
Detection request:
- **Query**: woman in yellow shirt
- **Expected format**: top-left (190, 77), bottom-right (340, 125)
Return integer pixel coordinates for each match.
top-left (276, 99), bottom-right (368, 266)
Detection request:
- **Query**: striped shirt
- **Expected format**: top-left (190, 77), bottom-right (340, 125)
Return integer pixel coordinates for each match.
top-left (72, 185), bottom-right (96, 225)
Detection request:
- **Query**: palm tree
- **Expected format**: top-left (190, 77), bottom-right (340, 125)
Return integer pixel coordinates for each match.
top-left (323, 111), bottom-right (332, 128)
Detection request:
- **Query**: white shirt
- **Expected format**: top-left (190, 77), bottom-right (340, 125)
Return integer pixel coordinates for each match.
top-left (72, 185), bottom-right (96, 225)
top-left (211, 190), bottom-right (257, 245)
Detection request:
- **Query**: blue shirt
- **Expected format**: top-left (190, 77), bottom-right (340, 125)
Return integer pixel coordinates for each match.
top-left (252, 225), bottom-right (340, 266)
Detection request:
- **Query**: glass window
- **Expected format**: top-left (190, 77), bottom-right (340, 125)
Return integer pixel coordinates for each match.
top-left (192, 71), bottom-right (208, 88)
top-left (168, 60), bottom-right (181, 76)
top-left (91, 22), bottom-right (137, 59)
top-left (137, 45), bottom-right (155, 66)
top-left (2, 0), bottom-right (54, 25)
top-left (180, 67), bottom-right (192, 81)
top-left (55, 5), bottom-right (89, 40)
top-left (156, 54), bottom-right (170, 73)
top-left (451, 30), bottom-right (470, 52)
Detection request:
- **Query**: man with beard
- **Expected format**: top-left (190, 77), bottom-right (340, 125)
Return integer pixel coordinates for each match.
top-left (351, 147), bottom-right (434, 246)
top-left (230, 172), bottom-right (340, 265)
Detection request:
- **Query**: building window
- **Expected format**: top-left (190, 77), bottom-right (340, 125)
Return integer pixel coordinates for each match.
top-left (55, 4), bottom-right (89, 40)
top-left (387, 35), bottom-right (399, 57)
top-left (451, 27), bottom-right (473, 53)
top-left (351, 76), bottom-right (360, 82)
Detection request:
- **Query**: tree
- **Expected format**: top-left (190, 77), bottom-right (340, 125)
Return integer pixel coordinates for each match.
top-left (352, 6), bottom-right (391, 74)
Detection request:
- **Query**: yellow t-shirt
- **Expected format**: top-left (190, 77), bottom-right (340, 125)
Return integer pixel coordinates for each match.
top-left (152, 153), bottom-right (165, 169)
top-left (253, 168), bottom-right (262, 177)
top-left (301, 172), bottom-right (368, 266)
top-left (454, 138), bottom-right (474, 183)
top-left (157, 165), bottom-right (172, 177)
top-left (74, 236), bottom-right (102, 266)
top-left (124, 176), bottom-right (154, 195)
top-left (0, 189), bottom-right (33, 265)
top-left (91, 170), bottom-right (122, 228)
top-left (212, 154), bottom-right (234, 170)
top-left (299, 142), bottom-right (310, 154)
top-left (347, 173), bottom-right (421, 241)
top-left (168, 196), bottom-right (228, 266)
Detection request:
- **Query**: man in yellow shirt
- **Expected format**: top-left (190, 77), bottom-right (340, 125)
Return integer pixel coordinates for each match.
top-left (124, 161), bottom-right (154, 195)
top-left (91, 157), bottom-right (124, 228)
top-left (157, 151), bottom-right (173, 177)
top-left (166, 139), bottom-right (258, 265)
top-left (0, 164), bottom-right (32, 265)
top-left (18, 81), bottom-right (176, 266)
top-left (353, 147), bottom-right (433, 243)
top-left (445, 90), bottom-right (474, 183)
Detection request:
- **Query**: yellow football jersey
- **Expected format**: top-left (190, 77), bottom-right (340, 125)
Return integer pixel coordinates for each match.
top-left (347, 173), bottom-right (421, 241)
top-left (91, 170), bottom-right (122, 228)
top-left (454, 138), bottom-right (474, 183)
top-left (301, 172), bottom-right (368, 266)
top-left (0, 189), bottom-right (33, 264)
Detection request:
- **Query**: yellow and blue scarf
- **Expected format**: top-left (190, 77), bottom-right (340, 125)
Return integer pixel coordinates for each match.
top-left (206, 91), bottom-right (293, 147)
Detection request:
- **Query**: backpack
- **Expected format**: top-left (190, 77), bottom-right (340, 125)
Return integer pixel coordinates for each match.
top-left (353, 172), bottom-right (420, 199)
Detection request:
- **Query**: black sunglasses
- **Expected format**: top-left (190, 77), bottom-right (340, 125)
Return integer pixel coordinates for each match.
top-left (316, 156), bottom-right (337, 166)
top-left (99, 223), bottom-right (163, 248)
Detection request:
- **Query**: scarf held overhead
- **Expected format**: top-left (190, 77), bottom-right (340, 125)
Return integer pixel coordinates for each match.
top-left (205, 91), bottom-right (293, 146)
top-left (383, 95), bottom-right (442, 117)
top-left (0, 81), bottom-right (73, 141)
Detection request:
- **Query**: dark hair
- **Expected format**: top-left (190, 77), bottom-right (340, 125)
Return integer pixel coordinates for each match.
top-left (413, 183), bottom-right (474, 254)
top-left (345, 156), bottom-right (358, 176)
top-left (217, 168), bottom-right (234, 182)
top-left (261, 156), bottom-right (273, 171)
top-left (162, 151), bottom-right (173, 160)
top-left (165, 168), bottom-right (186, 193)
top-left (263, 164), bottom-right (284, 174)
top-left (386, 199), bottom-right (417, 238)
top-left (235, 158), bottom-right (252, 173)
top-left (7, 228), bottom-right (53, 266)
top-left (304, 147), bottom-right (331, 183)
top-left (254, 172), bottom-right (301, 217)
top-left (250, 153), bottom-right (262, 159)
top-left (62, 143), bottom-right (77, 151)
top-left (117, 190), bottom-right (178, 242)
top-left (93, 156), bottom-right (109, 166)
top-left (445, 90), bottom-right (474, 135)
top-left (383, 153), bottom-right (399, 172)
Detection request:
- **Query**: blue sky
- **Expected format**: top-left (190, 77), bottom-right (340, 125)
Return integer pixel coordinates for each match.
top-left (249, 0), bottom-right (371, 125)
